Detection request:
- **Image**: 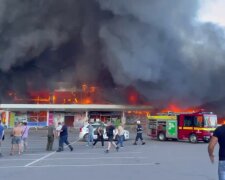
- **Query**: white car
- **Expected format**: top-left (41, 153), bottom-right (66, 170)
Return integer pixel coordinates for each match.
top-left (79, 122), bottom-right (130, 141)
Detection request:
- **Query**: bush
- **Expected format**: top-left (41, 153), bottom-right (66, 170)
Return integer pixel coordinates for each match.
top-left (113, 119), bottom-right (121, 128)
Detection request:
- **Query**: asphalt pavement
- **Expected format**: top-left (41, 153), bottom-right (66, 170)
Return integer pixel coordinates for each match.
top-left (0, 129), bottom-right (219, 180)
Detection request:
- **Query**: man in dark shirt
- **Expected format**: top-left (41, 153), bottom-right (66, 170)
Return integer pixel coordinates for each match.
top-left (57, 123), bottom-right (73, 152)
top-left (105, 122), bottom-right (119, 153)
top-left (208, 125), bottom-right (225, 180)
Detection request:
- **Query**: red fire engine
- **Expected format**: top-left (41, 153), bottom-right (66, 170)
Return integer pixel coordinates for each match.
top-left (147, 111), bottom-right (217, 143)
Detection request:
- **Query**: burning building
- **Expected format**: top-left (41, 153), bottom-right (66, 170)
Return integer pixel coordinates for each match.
top-left (0, 0), bottom-right (225, 119)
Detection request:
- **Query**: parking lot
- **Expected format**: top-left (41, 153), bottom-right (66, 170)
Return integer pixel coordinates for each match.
top-left (0, 129), bottom-right (219, 180)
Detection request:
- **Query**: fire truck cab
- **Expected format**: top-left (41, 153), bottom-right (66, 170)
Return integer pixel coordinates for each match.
top-left (147, 111), bottom-right (217, 143)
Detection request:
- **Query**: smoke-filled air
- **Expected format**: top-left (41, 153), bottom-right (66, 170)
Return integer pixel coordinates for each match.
top-left (0, 0), bottom-right (225, 108)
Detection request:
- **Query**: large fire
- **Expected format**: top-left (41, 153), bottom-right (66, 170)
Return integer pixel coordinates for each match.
top-left (7, 84), bottom-right (145, 105)
top-left (8, 85), bottom-right (224, 124)
top-left (160, 103), bottom-right (200, 114)
top-left (7, 84), bottom-right (97, 104)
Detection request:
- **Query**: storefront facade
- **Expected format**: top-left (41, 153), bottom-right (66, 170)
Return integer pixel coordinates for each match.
top-left (0, 104), bottom-right (152, 128)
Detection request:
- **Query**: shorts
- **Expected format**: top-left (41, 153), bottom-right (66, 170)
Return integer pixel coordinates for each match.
top-left (22, 137), bottom-right (28, 144)
top-left (108, 136), bottom-right (114, 142)
top-left (12, 136), bottom-right (22, 144)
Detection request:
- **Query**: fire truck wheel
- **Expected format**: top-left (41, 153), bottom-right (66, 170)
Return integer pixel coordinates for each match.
top-left (189, 134), bottom-right (197, 143)
top-left (158, 132), bottom-right (166, 141)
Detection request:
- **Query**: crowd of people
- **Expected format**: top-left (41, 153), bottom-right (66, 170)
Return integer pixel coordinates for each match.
top-left (85, 120), bottom-right (146, 153)
top-left (2, 118), bottom-right (225, 179)
top-left (9, 121), bottom-right (30, 155)
top-left (0, 121), bottom-right (31, 156)
top-left (0, 120), bottom-right (146, 157)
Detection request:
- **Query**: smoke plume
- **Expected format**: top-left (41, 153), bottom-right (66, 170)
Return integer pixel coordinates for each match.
top-left (0, 0), bottom-right (225, 109)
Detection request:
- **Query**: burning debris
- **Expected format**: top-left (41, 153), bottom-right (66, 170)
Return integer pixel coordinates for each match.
top-left (0, 0), bottom-right (225, 110)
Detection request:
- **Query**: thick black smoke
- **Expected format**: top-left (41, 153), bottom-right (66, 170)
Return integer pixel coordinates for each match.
top-left (0, 0), bottom-right (225, 108)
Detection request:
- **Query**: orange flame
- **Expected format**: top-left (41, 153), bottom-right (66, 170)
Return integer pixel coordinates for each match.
top-left (161, 103), bottom-right (199, 113)
top-left (218, 117), bottom-right (225, 125)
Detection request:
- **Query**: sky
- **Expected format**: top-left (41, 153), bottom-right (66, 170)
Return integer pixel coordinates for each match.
top-left (198, 0), bottom-right (225, 27)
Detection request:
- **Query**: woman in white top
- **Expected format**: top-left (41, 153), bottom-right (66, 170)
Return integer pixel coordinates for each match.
top-left (116, 125), bottom-right (125, 147)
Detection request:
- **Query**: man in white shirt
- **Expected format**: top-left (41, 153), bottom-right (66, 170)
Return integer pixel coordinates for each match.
top-left (56, 122), bottom-right (62, 137)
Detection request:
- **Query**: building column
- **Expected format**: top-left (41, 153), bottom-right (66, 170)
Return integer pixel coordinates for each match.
top-left (5, 111), bottom-right (9, 127)
top-left (122, 111), bottom-right (126, 125)
top-left (85, 111), bottom-right (89, 121)
top-left (46, 111), bottom-right (49, 126)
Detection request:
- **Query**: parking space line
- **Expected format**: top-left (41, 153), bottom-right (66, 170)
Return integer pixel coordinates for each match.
top-left (23, 153), bottom-right (51, 156)
top-left (1, 150), bottom-right (142, 157)
top-left (0, 166), bottom-right (25, 169)
top-left (45, 151), bottom-right (143, 155)
top-left (0, 163), bottom-right (159, 169)
top-left (0, 156), bottom-right (146, 162)
top-left (44, 156), bottom-right (147, 160)
top-left (24, 151), bottom-right (56, 167)
top-left (24, 139), bottom-right (79, 167)
top-left (0, 159), bottom-right (36, 161)
top-left (28, 163), bottom-right (158, 168)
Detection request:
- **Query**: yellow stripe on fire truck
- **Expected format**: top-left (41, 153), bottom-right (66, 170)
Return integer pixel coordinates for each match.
top-left (179, 127), bottom-right (215, 131)
top-left (147, 116), bottom-right (177, 120)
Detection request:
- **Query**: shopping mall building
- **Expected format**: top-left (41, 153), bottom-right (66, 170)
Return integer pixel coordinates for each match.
top-left (0, 104), bottom-right (152, 128)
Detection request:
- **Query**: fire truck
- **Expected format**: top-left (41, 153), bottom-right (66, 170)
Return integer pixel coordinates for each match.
top-left (147, 111), bottom-right (217, 143)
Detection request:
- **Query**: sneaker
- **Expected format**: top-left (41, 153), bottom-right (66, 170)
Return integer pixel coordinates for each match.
top-left (104, 149), bottom-right (109, 153)
top-left (56, 149), bottom-right (61, 152)
top-left (116, 146), bottom-right (119, 152)
top-left (142, 142), bottom-right (146, 145)
top-left (70, 147), bottom-right (73, 151)
top-left (133, 142), bottom-right (137, 145)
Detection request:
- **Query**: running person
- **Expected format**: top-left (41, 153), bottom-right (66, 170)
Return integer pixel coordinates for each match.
top-left (105, 122), bottom-right (119, 153)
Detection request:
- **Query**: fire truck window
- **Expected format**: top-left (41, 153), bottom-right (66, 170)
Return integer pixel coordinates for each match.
top-left (195, 116), bottom-right (203, 127)
top-left (184, 116), bottom-right (194, 127)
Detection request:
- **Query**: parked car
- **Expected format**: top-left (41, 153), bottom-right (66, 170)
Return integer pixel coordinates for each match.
top-left (79, 122), bottom-right (129, 141)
